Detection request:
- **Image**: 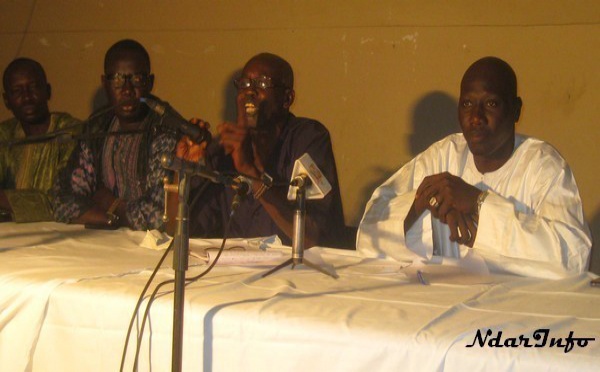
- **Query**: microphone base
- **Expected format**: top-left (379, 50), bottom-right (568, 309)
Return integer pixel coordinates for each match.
top-left (262, 179), bottom-right (337, 279)
top-left (261, 256), bottom-right (338, 279)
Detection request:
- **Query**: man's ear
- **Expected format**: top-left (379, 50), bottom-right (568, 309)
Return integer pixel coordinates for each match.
top-left (2, 92), bottom-right (8, 110)
top-left (101, 74), bottom-right (110, 93)
top-left (147, 74), bottom-right (155, 92)
top-left (46, 83), bottom-right (52, 100)
top-left (514, 96), bottom-right (522, 122)
top-left (283, 88), bottom-right (295, 109)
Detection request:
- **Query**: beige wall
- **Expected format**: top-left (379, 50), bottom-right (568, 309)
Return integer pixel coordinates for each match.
top-left (1, 1), bottom-right (599, 272)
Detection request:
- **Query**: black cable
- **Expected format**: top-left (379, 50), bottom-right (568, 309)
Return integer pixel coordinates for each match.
top-left (182, 217), bottom-right (232, 284)
top-left (119, 239), bottom-right (174, 372)
top-left (188, 178), bottom-right (212, 211)
top-left (131, 211), bottom-right (236, 371)
top-left (132, 279), bottom-right (175, 371)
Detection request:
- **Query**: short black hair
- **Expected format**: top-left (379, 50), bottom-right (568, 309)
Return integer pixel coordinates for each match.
top-left (462, 56), bottom-right (518, 99)
top-left (103, 39), bottom-right (151, 73)
top-left (247, 52), bottom-right (294, 89)
top-left (3, 57), bottom-right (47, 92)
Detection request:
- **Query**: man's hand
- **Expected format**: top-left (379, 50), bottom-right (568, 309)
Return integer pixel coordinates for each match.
top-left (176, 118), bottom-right (210, 162)
top-left (446, 210), bottom-right (478, 247)
top-left (217, 121), bottom-right (260, 178)
top-left (90, 186), bottom-right (131, 228)
top-left (416, 172), bottom-right (481, 223)
top-left (411, 172), bottom-right (481, 246)
top-left (92, 186), bottom-right (116, 212)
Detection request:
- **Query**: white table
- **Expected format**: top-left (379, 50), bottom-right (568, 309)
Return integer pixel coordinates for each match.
top-left (1, 222), bottom-right (598, 371)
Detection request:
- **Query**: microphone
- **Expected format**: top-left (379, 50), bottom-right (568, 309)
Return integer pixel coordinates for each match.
top-left (160, 153), bottom-right (223, 183)
top-left (229, 175), bottom-right (252, 195)
top-left (229, 176), bottom-right (251, 215)
top-left (287, 153), bottom-right (332, 201)
top-left (2, 130), bottom-right (75, 147)
top-left (141, 97), bottom-right (211, 144)
top-left (290, 174), bottom-right (311, 188)
top-left (0, 103), bottom-right (121, 148)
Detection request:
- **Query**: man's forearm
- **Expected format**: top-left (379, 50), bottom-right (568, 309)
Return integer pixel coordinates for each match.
top-left (257, 187), bottom-right (321, 248)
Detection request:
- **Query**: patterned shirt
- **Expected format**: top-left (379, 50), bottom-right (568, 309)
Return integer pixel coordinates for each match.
top-left (52, 107), bottom-right (178, 230)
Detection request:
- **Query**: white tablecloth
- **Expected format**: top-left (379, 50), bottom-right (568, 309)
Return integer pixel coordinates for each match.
top-left (0, 222), bottom-right (598, 371)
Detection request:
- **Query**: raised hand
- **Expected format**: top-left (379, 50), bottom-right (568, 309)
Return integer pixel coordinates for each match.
top-left (217, 121), bottom-right (260, 177)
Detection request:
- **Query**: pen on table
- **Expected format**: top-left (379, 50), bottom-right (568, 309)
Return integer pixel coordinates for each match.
top-left (417, 270), bottom-right (429, 285)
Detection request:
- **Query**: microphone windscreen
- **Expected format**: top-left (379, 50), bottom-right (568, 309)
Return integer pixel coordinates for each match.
top-left (287, 153), bottom-right (332, 201)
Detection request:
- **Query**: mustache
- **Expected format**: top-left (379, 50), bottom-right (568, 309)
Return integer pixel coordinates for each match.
top-left (467, 128), bottom-right (489, 135)
top-left (117, 98), bottom-right (140, 107)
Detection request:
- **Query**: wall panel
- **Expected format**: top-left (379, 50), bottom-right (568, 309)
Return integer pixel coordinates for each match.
top-left (1, 0), bottom-right (598, 272)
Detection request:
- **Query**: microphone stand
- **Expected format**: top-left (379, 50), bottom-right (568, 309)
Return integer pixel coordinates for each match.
top-left (161, 155), bottom-right (237, 372)
top-left (0, 104), bottom-right (144, 148)
top-left (262, 178), bottom-right (338, 279)
top-left (171, 171), bottom-right (190, 372)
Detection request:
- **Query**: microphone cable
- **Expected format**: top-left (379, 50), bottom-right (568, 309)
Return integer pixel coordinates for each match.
top-left (122, 170), bottom-right (223, 370)
top-left (119, 238), bottom-right (174, 372)
top-left (130, 197), bottom-right (240, 371)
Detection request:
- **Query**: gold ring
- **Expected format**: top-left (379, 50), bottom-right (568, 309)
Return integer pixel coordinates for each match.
top-left (429, 196), bottom-right (440, 208)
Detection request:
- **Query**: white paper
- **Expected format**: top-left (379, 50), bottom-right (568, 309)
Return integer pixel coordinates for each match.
top-left (210, 250), bottom-right (285, 266)
top-left (186, 235), bottom-right (287, 266)
top-left (139, 230), bottom-right (172, 250)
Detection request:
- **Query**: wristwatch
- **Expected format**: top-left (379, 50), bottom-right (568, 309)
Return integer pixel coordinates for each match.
top-left (0, 209), bottom-right (12, 221)
top-left (106, 198), bottom-right (122, 226)
top-left (253, 172), bottom-right (273, 200)
top-left (477, 190), bottom-right (489, 215)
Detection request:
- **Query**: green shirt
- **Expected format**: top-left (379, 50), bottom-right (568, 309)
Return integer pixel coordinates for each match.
top-left (0, 112), bottom-right (81, 222)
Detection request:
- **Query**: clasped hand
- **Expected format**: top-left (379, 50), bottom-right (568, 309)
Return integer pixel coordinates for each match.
top-left (176, 118), bottom-right (210, 162)
top-left (415, 172), bottom-right (481, 247)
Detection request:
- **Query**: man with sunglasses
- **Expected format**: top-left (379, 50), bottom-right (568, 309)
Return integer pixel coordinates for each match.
top-left (181, 53), bottom-right (345, 248)
top-left (53, 39), bottom-right (178, 231)
top-left (0, 58), bottom-right (81, 222)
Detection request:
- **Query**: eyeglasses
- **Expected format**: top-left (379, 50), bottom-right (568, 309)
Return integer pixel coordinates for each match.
top-left (233, 76), bottom-right (287, 91)
top-left (105, 73), bottom-right (150, 88)
top-left (6, 82), bottom-right (46, 98)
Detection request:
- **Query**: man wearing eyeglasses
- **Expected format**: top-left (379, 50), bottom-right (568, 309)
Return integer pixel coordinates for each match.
top-left (52, 39), bottom-right (178, 231)
top-left (180, 53), bottom-right (346, 248)
top-left (0, 58), bottom-right (81, 222)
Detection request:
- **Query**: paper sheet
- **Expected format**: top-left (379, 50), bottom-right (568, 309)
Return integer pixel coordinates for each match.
top-left (187, 235), bottom-right (287, 266)
top-left (192, 249), bottom-right (286, 266)
top-left (139, 230), bottom-right (172, 250)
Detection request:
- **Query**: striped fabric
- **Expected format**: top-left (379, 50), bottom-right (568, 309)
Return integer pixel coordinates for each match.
top-left (102, 118), bottom-right (144, 201)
